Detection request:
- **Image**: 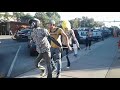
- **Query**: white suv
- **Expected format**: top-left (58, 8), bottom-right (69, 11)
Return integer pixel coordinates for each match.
top-left (92, 30), bottom-right (102, 41)
top-left (78, 30), bottom-right (87, 43)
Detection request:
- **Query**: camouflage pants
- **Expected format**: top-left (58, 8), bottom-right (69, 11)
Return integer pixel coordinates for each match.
top-left (35, 51), bottom-right (52, 78)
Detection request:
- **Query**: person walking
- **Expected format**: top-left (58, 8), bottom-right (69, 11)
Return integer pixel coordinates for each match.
top-left (29, 18), bottom-right (52, 78)
top-left (48, 20), bottom-right (72, 78)
top-left (61, 20), bottom-right (80, 68)
top-left (85, 29), bottom-right (92, 50)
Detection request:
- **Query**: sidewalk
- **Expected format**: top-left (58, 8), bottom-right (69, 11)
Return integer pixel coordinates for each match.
top-left (0, 35), bottom-right (12, 39)
top-left (16, 37), bottom-right (118, 78)
top-left (106, 48), bottom-right (120, 78)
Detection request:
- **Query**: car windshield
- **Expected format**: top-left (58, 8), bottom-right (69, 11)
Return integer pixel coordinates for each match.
top-left (81, 32), bottom-right (87, 36)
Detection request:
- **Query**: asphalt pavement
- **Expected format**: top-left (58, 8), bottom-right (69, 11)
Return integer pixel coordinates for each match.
top-left (0, 35), bottom-right (86, 77)
top-left (0, 35), bottom-right (36, 77)
top-left (17, 36), bottom-right (118, 78)
top-left (0, 35), bottom-right (114, 78)
top-left (60, 37), bottom-right (118, 78)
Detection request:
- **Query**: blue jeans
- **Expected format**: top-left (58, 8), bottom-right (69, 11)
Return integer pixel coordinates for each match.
top-left (62, 44), bottom-right (70, 67)
top-left (51, 48), bottom-right (62, 76)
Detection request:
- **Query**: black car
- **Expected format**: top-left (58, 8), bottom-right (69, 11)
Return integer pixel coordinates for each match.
top-left (78, 30), bottom-right (88, 44)
top-left (28, 39), bottom-right (38, 56)
top-left (101, 30), bottom-right (109, 38)
top-left (14, 29), bottom-right (32, 41)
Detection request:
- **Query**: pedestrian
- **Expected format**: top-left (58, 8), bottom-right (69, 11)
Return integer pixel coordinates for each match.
top-left (61, 20), bottom-right (80, 69)
top-left (85, 30), bottom-right (92, 50)
top-left (73, 29), bottom-right (81, 45)
top-left (113, 29), bottom-right (117, 37)
top-left (29, 18), bottom-right (52, 78)
top-left (117, 39), bottom-right (120, 49)
top-left (48, 20), bottom-right (72, 78)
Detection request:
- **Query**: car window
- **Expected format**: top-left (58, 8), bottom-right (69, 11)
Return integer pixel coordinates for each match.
top-left (81, 32), bottom-right (86, 36)
top-left (20, 29), bottom-right (31, 33)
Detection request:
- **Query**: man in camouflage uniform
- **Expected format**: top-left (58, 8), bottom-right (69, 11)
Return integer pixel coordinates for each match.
top-left (29, 18), bottom-right (52, 78)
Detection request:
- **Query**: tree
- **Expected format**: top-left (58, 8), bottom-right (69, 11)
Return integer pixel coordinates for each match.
top-left (0, 13), bottom-right (4, 18)
top-left (94, 21), bottom-right (105, 28)
top-left (34, 12), bottom-right (49, 28)
top-left (20, 13), bottom-right (34, 23)
top-left (80, 17), bottom-right (95, 28)
top-left (110, 26), bottom-right (119, 30)
top-left (34, 12), bottom-right (61, 28)
top-left (69, 18), bottom-right (81, 29)
top-left (46, 12), bottom-right (53, 18)
top-left (73, 18), bottom-right (79, 29)
top-left (80, 16), bottom-right (88, 27)
top-left (13, 12), bottom-right (25, 21)
top-left (46, 12), bottom-right (61, 25)
top-left (4, 12), bottom-right (10, 21)
top-left (69, 19), bottom-right (74, 29)
top-left (77, 16), bottom-right (105, 28)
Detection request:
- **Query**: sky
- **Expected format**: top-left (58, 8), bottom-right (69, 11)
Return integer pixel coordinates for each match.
top-left (25, 12), bottom-right (120, 21)
top-left (58, 12), bottom-right (120, 27)
top-left (19, 12), bottom-right (120, 27)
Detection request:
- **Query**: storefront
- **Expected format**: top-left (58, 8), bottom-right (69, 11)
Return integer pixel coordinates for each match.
top-left (0, 21), bottom-right (29, 35)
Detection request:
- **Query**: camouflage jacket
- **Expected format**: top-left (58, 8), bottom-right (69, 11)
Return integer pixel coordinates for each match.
top-left (31, 27), bottom-right (51, 54)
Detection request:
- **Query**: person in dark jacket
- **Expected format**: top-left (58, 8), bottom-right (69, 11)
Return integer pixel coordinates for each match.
top-left (73, 29), bottom-right (81, 45)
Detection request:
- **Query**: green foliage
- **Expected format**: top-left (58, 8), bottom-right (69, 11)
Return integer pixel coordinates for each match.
top-left (69, 16), bottom-right (105, 29)
top-left (34, 12), bottom-right (61, 28)
top-left (12, 12), bottom-right (25, 21)
top-left (20, 13), bottom-right (34, 23)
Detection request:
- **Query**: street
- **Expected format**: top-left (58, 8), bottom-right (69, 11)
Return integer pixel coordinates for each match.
top-left (0, 35), bottom-right (89, 78)
top-left (0, 36), bottom-right (36, 77)
top-left (0, 12), bottom-right (120, 78)
top-left (17, 36), bottom-right (117, 78)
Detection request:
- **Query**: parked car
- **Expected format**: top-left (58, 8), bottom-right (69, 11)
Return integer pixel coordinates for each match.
top-left (14, 29), bottom-right (32, 41)
top-left (73, 29), bottom-right (81, 44)
top-left (27, 30), bottom-right (38, 56)
top-left (101, 30), bottom-right (109, 38)
top-left (78, 30), bottom-right (87, 44)
top-left (92, 30), bottom-right (103, 41)
top-left (28, 39), bottom-right (38, 56)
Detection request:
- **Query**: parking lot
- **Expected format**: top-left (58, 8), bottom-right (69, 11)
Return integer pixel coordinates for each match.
top-left (0, 35), bottom-right (110, 78)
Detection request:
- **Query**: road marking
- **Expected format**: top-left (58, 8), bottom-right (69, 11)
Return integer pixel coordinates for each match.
top-left (7, 45), bottom-right (21, 77)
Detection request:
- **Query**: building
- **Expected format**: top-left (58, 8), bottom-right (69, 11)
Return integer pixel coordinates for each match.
top-left (0, 12), bottom-right (30, 35)
top-left (0, 21), bottom-right (29, 35)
